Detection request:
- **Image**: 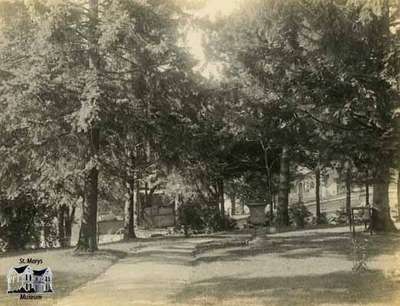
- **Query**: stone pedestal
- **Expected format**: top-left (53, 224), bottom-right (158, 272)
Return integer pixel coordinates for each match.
top-left (245, 202), bottom-right (267, 238)
top-left (246, 202), bottom-right (267, 226)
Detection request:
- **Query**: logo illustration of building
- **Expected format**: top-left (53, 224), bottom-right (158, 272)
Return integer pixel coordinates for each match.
top-left (7, 265), bottom-right (53, 294)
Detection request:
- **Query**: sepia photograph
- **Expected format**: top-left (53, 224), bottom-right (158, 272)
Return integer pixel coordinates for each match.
top-left (1, 0), bottom-right (400, 305)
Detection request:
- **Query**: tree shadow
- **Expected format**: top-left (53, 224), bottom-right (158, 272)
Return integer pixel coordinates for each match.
top-left (192, 231), bottom-right (400, 264)
top-left (174, 270), bottom-right (400, 306)
top-left (125, 249), bottom-right (195, 266)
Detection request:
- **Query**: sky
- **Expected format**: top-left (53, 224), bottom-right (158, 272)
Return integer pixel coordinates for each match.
top-left (185, 0), bottom-right (241, 78)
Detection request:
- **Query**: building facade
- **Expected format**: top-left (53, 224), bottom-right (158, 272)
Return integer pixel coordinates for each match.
top-left (289, 168), bottom-right (399, 220)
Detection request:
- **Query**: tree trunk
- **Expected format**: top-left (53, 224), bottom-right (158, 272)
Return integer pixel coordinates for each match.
top-left (269, 195), bottom-right (273, 224)
top-left (64, 206), bottom-right (75, 247)
top-left (58, 205), bottom-right (66, 248)
top-left (173, 194), bottom-right (179, 225)
top-left (76, 0), bottom-right (100, 252)
top-left (372, 166), bottom-right (397, 232)
top-left (397, 170), bottom-right (400, 220)
top-left (124, 180), bottom-right (136, 240)
top-left (135, 174), bottom-right (141, 226)
top-left (231, 193), bottom-right (236, 215)
top-left (345, 161), bottom-right (352, 226)
top-left (219, 180), bottom-right (225, 217)
top-left (315, 165), bottom-right (321, 224)
top-left (260, 140), bottom-right (274, 224)
top-left (277, 146), bottom-right (290, 227)
top-left (143, 181), bottom-right (149, 225)
top-left (213, 183), bottom-right (220, 214)
top-left (366, 183), bottom-right (370, 206)
top-left (218, 179), bottom-right (226, 228)
top-left (76, 128), bottom-right (100, 252)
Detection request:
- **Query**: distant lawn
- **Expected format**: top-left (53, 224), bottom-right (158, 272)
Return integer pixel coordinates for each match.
top-left (0, 247), bottom-right (126, 306)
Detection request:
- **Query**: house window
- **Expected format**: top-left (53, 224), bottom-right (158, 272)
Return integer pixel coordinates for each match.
top-left (29, 275), bottom-right (32, 281)
top-left (26, 274), bottom-right (28, 281)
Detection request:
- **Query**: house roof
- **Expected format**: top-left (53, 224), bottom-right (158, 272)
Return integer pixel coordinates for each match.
top-left (33, 268), bottom-right (48, 276)
top-left (14, 265), bottom-right (29, 274)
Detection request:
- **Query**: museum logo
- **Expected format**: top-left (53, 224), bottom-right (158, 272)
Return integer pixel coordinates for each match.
top-left (7, 262), bottom-right (53, 300)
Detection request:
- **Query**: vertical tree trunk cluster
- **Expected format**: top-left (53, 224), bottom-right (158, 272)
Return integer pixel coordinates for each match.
top-left (277, 146), bottom-right (290, 227)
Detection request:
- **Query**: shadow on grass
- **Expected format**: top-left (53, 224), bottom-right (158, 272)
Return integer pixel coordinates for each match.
top-left (125, 249), bottom-right (194, 266)
top-left (192, 231), bottom-right (400, 265)
top-left (73, 248), bottom-right (127, 260)
top-left (174, 270), bottom-right (400, 306)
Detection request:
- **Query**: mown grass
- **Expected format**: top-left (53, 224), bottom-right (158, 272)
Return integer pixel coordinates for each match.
top-left (0, 247), bottom-right (126, 306)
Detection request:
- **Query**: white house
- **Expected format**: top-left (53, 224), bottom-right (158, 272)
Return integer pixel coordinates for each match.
top-left (7, 265), bottom-right (53, 293)
top-left (289, 167), bottom-right (399, 219)
top-left (33, 268), bottom-right (53, 293)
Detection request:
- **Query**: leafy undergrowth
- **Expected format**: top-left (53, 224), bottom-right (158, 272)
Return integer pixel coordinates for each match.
top-left (0, 248), bottom-right (126, 306)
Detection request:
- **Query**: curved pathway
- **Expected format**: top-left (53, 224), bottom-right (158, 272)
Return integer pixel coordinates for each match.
top-left (57, 238), bottom-right (210, 306)
top-left (57, 228), bottom-right (400, 306)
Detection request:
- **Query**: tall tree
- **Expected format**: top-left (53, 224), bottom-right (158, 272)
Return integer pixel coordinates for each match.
top-left (76, 0), bottom-right (101, 252)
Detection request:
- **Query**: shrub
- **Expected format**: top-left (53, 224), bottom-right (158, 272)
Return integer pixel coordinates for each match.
top-left (0, 192), bottom-right (58, 251)
top-left (289, 202), bottom-right (312, 228)
top-left (176, 202), bottom-right (204, 236)
top-left (329, 207), bottom-right (349, 225)
top-left (0, 194), bottom-right (41, 250)
top-left (176, 201), bottom-right (235, 236)
top-left (312, 212), bottom-right (329, 225)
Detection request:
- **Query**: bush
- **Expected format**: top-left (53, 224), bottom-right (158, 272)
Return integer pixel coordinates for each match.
top-left (176, 201), bottom-right (235, 236)
top-left (312, 212), bottom-right (329, 225)
top-left (0, 195), bottom-right (40, 250)
top-left (289, 202), bottom-right (312, 228)
top-left (203, 206), bottom-right (236, 232)
top-left (329, 207), bottom-right (349, 225)
top-left (0, 193), bottom-right (57, 251)
top-left (176, 203), bottom-right (204, 236)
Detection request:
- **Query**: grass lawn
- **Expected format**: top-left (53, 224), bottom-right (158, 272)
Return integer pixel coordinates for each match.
top-left (176, 228), bottom-right (400, 306)
top-left (0, 247), bottom-right (126, 306)
top-left (1, 227), bottom-right (400, 306)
